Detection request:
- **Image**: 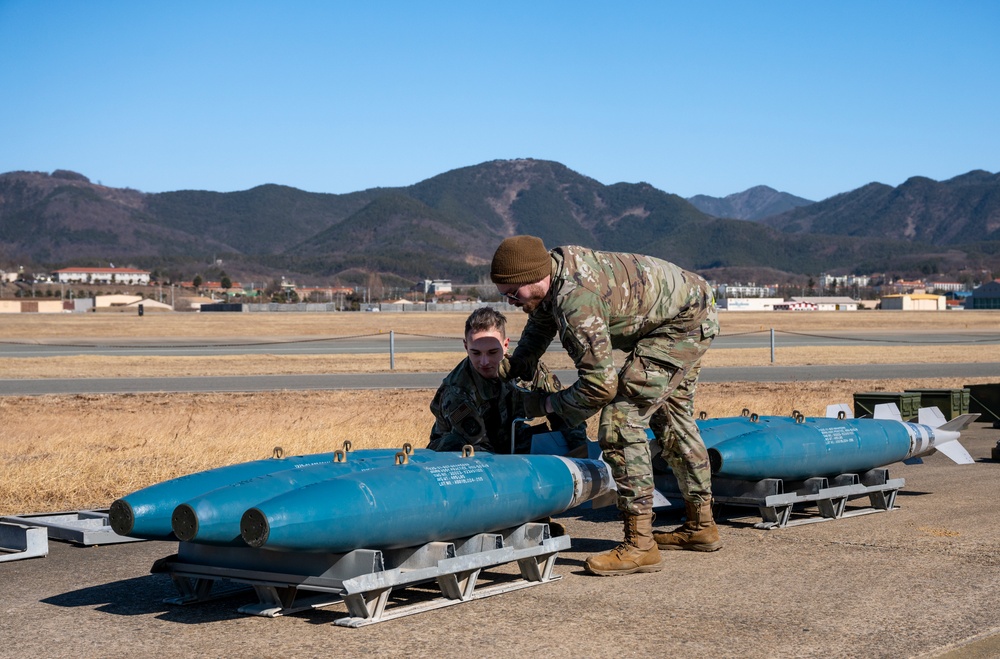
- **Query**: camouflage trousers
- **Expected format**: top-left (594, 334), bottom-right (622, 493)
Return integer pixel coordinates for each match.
top-left (598, 302), bottom-right (718, 515)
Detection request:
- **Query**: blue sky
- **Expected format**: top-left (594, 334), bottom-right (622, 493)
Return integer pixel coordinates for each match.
top-left (1, 1), bottom-right (997, 201)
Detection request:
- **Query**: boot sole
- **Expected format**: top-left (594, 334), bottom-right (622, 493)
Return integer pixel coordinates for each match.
top-left (586, 563), bottom-right (664, 577)
top-left (658, 542), bottom-right (722, 551)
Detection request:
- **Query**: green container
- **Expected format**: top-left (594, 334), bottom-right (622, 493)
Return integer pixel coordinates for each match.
top-left (904, 388), bottom-right (970, 420)
top-left (966, 383), bottom-right (1000, 425)
top-left (853, 392), bottom-right (921, 421)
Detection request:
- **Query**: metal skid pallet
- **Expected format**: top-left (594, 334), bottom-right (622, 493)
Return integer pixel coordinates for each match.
top-left (152, 522), bottom-right (569, 627)
top-left (1, 510), bottom-right (143, 546)
top-left (654, 468), bottom-right (904, 529)
top-left (0, 509), bottom-right (144, 562)
top-left (0, 521), bottom-right (49, 563)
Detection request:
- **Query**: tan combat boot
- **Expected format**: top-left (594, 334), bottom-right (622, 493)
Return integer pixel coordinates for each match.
top-left (654, 499), bottom-right (722, 552)
top-left (585, 512), bottom-right (663, 576)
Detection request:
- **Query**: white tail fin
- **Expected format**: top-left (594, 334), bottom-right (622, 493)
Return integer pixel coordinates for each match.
top-left (918, 407), bottom-right (948, 428)
top-left (939, 413), bottom-right (980, 432)
top-left (935, 439), bottom-right (976, 465)
top-left (873, 403), bottom-right (903, 422)
top-left (909, 409), bottom-right (979, 465)
top-left (825, 403), bottom-right (853, 419)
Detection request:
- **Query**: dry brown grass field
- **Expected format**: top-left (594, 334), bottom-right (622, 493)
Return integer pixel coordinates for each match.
top-left (0, 310), bottom-right (997, 515)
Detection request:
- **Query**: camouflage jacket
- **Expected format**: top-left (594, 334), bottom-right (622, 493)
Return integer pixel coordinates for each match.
top-left (428, 357), bottom-right (585, 454)
top-left (510, 246), bottom-right (719, 426)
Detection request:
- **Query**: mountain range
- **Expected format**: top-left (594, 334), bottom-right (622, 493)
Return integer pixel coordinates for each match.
top-left (1, 161), bottom-right (997, 287)
top-left (687, 186), bottom-right (814, 220)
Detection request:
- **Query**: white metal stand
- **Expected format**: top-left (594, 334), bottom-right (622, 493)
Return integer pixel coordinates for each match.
top-left (153, 522), bottom-right (568, 627)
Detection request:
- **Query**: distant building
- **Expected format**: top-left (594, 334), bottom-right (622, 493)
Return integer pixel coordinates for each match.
top-left (774, 300), bottom-right (819, 311)
top-left (880, 293), bottom-right (946, 311)
top-left (965, 281), bottom-right (1000, 310)
top-left (717, 282), bottom-right (776, 298)
top-left (182, 296), bottom-right (217, 311)
top-left (718, 295), bottom-right (858, 311)
top-left (944, 291), bottom-right (972, 310)
top-left (93, 295), bottom-right (173, 312)
top-left (819, 273), bottom-right (870, 289)
top-left (926, 281), bottom-right (965, 293)
top-left (788, 296), bottom-right (858, 311)
top-left (190, 280), bottom-right (242, 293)
top-left (94, 294), bottom-right (144, 308)
top-left (0, 299), bottom-right (66, 313)
top-left (296, 286), bottom-right (353, 300)
top-left (718, 297), bottom-right (784, 311)
top-left (848, 274), bottom-right (870, 287)
top-left (422, 280), bottom-right (452, 295)
top-left (881, 279), bottom-right (926, 295)
top-left (53, 267), bottom-right (151, 286)
top-left (819, 274), bottom-right (840, 288)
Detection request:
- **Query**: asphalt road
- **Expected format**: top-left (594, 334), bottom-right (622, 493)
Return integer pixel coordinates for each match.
top-left (3, 362), bottom-right (1000, 396)
top-left (1, 329), bottom-right (997, 357)
top-left (2, 423), bottom-right (998, 658)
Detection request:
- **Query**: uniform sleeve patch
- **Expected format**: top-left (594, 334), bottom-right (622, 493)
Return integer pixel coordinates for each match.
top-left (449, 403), bottom-right (484, 439)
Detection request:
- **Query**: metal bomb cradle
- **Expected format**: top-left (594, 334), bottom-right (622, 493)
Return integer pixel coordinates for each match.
top-left (111, 403), bottom-right (979, 624)
top-left (650, 404), bottom-right (978, 528)
top-left (154, 520), bottom-right (568, 627)
top-left (112, 443), bottom-right (613, 626)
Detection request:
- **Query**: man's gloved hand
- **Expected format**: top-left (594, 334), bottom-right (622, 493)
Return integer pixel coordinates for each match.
top-left (497, 355), bottom-right (529, 382)
top-left (522, 390), bottom-right (549, 419)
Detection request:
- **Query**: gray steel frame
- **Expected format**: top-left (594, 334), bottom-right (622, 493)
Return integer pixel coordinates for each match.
top-left (654, 468), bottom-right (904, 529)
top-left (0, 521), bottom-right (49, 562)
top-left (153, 522), bottom-right (569, 627)
top-left (1, 510), bottom-right (143, 546)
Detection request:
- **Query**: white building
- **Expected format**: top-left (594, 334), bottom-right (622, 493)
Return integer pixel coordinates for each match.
top-left (718, 297), bottom-right (785, 311)
top-left (925, 281), bottom-right (965, 293)
top-left (819, 273), bottom-right (870, 288)
top-left (774, 300), bottom-right (819, 311)
top-left (717, 282), bottom-right (776, 297)
top-left (53, 267), bottom-right (151, 286)
top-left (849, 274), bottom-right (871, 287)
top-left (788, 296), bottom-right (859, 311)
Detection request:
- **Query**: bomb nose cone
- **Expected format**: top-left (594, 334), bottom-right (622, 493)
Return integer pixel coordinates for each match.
top-left (172, 504), bottom-right (199, 542)
top-left (109, 499), bottom-right (135, 536)
top-left (240, 508), bottom-right (269, 548)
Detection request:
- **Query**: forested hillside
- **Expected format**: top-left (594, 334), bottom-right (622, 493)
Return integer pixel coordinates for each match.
top-left (1, 161), bottom-right (997, 286)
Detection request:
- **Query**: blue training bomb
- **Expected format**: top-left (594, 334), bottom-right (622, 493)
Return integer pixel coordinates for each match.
top-left (171, 449), bottom-right (442, 545)
top-left (700, 405), bottom-right (976, 481)
top-left (240, 453), bottom-right (613, 553)
top-left (110, 446), bottom-right (414, 540)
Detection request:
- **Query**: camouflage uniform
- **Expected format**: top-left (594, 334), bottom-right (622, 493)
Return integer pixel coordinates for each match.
top-left (508, 246), bottom-right (719, 515)
top-left (428, 357), bottom-right (588, 454)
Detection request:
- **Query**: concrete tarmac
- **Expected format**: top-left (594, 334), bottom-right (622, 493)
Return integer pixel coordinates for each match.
top-left (1, 424), bottom-right (998, 658)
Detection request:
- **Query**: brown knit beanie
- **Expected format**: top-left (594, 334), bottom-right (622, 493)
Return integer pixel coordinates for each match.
top-left (490, 235), bottom-right (551, 285)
